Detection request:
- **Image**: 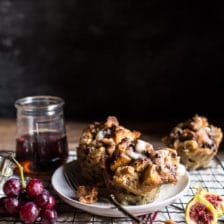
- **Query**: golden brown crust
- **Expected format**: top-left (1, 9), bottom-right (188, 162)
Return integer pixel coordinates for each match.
top-left (105, 145), bottom-right (179, 204)
top-left (162, 114), bottom-right (223, 170)
top-left (77, 186), bottom-right (99, 204)
top-left (77, 116), bottom-right (140, 186)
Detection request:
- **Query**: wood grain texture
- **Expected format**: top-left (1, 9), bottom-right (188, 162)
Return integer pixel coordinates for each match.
top-left (0, 119), bottom-right (88, 150)
top-left (0, 0), bottom-right (224, 119)
top-left (0, 118), bottom-right (168, 150)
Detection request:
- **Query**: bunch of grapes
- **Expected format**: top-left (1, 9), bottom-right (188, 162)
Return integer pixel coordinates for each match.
top-left (0, 177), bottom-right (57, 224)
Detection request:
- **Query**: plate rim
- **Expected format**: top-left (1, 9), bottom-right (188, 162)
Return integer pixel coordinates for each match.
top-left (51, 162), bottom-right (190, 216)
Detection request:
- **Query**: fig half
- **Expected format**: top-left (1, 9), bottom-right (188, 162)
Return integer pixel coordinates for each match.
top-left (199, 188), bottom-right (224, 217)
top-left (185, 194), bottom-right (217, 224)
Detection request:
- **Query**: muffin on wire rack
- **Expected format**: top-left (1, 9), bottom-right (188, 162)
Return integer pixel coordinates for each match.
top-left (162, 114), bottom-right (223, 170)
top-left (77, 116), bottom-right (179, 205)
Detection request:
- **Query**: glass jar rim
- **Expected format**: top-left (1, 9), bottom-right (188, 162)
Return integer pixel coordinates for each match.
top-left (15, 95), bottom-right (64, 112)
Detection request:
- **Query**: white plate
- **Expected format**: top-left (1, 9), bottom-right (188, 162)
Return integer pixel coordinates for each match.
top-left (51, 163), bottom-right (190, 217)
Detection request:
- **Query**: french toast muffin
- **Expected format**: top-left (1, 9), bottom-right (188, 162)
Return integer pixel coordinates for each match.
top-left (162, 114), bottom-right (223, 170)
top-left (104, 138), bottom-right (179, 205)
top-left (77, 116), bottom-right (180, 205)
top-left (77, 116), bottom-right (140, 186)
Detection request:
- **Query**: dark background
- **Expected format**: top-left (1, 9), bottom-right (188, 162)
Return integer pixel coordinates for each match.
top-left (0, 0), bottom-right (223, 122)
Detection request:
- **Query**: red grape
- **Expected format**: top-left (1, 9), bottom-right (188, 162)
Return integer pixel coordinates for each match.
top-left (44, 195), bottom-right (56, 209)
top-left (3, 178), bottom-right (22, 197)
top-left (4, 197), bottom-right (20, 216)
top-left (35, 191), bottom-right (49, 208)
top-left (26, 179), bottom-right (44, 198)
top-left (41, 209), bottom-right (57, 224)
top-left (19, 202), bottom-right (39, 223)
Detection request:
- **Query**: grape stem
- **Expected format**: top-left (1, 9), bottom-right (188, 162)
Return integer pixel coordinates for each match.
top-left (10, 153), bottom-right (26, 189)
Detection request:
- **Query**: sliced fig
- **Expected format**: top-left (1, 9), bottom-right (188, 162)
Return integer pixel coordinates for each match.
top-left (185, 195), bottom-right (217, 224)
top-left (199, 188), bottom-right (224, 217)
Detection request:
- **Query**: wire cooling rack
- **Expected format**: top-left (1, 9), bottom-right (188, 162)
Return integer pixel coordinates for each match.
top-left (1, 148), bottom-right (224, 224)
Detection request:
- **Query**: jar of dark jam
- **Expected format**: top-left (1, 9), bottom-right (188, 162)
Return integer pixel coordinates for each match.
top-left (15, 96), bottom-right (68, 173)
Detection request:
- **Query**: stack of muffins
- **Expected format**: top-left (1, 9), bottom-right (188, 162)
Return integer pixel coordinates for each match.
top-left (77, 116), bottom-right (179, 205)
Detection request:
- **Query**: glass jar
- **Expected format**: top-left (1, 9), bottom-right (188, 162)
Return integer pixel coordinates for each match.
top-left (15, 96), bottom-right (68, 173)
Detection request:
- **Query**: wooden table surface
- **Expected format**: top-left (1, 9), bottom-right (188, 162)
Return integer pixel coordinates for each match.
top-left (0, 118), bottom-right (170, 151)
top-left (0, 119), bottom-right (89, 151)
